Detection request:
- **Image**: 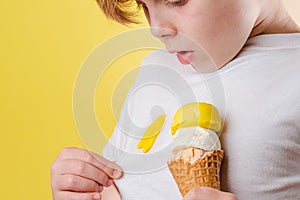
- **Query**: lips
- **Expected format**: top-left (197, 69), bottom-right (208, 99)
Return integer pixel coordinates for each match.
top-left (176, 51), bottom-right (194, 65)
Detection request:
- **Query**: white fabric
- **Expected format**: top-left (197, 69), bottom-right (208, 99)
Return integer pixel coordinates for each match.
top-left (103, 33), bottom-right (300, 199)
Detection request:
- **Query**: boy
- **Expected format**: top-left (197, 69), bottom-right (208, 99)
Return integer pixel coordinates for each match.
top-left (51, 0), bottom-right (300, 199)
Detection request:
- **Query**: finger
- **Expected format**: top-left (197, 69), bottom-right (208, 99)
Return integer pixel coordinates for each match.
top-left (55, 159), bottom-right (113, 187)
top-left (55, 174), bottom-right (103, 192)
top-left (183, 187), bottom-right (238, 200)
top-left (89, 151), bottom-right (123, 178)
top-left (58, 147), bottom-right (123, 179)
top-left (55, 191), bottom-right (102, 200)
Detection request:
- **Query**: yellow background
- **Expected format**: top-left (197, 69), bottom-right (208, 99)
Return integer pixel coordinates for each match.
top-left (0, 1), bottom-right (299, 199)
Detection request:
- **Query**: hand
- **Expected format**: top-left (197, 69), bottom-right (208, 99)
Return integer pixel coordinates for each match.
top-left (51, 147), bottom-right (123, 200)
top-left (183, 187), bottom-right (238, 200)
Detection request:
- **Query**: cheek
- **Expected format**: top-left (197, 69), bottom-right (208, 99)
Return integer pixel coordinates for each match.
top-left (178, 3), bottom-right (227, 40)
top-left (180, 0), bottom-right (253, 41)
top-left (179, 1), bottom-right (258, 67)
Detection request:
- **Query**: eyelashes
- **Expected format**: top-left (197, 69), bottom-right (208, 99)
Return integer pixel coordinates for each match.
top-left (137, 0), bottom-right (188, 9)
top-left (165, 0), bottom-right (188, 7)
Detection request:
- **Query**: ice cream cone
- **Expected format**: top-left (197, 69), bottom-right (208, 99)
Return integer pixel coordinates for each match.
top-left (167, 147), bottom-right (224, 197)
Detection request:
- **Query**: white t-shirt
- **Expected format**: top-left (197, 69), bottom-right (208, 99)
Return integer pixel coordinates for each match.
top-left (103, 33), bottom-right (300, 199)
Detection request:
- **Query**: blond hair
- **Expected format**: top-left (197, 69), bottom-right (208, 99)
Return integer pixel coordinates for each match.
top-left (96, 0), bottom-right (140, 24)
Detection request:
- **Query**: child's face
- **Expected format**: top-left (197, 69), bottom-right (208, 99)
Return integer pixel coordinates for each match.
top-left (137, 0), bottom-right (260, 72)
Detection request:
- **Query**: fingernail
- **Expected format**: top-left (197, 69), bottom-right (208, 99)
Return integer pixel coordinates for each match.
top-left (106, 179), bottom-right (113, 186)
top-left (113, 169), bottom-right (122, 178)
top-left (93, 193), bottom-right (101, 200)
top-left (98, 185), bottom-right (103, 192)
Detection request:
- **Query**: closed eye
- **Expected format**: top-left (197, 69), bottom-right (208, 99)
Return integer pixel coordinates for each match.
top-left (164, 0), bottom-right (188, 7)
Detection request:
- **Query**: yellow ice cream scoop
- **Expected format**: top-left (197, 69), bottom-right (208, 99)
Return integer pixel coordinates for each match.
top-left (171, 102), bottom-right (221, 135)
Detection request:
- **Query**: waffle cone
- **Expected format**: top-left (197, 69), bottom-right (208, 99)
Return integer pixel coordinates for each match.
top-left (167, 147), bottom-right (224, 197)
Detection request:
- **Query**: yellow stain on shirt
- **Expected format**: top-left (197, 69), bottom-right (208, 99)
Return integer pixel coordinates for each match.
top-left (137, 114), bottom-right (167, 153)
top-left (171, 102), bottom-right (221, 135)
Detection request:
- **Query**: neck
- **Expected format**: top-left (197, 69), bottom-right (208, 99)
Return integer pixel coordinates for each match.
top-left (250, 0), bottom-right (300, 38)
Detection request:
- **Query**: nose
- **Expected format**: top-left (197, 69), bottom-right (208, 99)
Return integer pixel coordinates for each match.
top-left (150, 26), bottom-right (175, 39)
top-left (148, 12), bottom-right (176, 39)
